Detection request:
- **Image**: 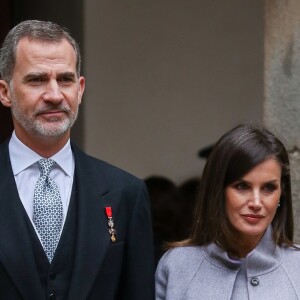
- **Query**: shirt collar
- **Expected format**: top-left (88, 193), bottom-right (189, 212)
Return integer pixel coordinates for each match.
top-left (9, 131), bottom-right (74, 177)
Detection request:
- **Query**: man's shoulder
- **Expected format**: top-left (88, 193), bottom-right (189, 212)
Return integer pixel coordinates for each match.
top-left (0, 139), bottom-right (9, 152)
top-left (0, 139), bottom-right (10, 164)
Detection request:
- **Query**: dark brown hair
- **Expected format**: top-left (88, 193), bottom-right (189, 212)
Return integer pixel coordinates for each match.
top-left (173, 124), bottom-right (294, 252)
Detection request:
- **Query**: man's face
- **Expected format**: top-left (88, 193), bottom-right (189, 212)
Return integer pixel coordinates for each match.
top-left (0, 37), bottom-right (85, 142)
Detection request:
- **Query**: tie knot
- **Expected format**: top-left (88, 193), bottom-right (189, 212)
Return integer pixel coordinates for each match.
top-left (38, 158), bottom-right (56, 177)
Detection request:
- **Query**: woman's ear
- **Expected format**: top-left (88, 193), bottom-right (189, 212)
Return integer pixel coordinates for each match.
top-left (0, 80), bottom-right (12, 107)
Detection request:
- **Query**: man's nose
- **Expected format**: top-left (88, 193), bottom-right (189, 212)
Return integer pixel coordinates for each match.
top-left (42, 81), bottom-right (63, 103)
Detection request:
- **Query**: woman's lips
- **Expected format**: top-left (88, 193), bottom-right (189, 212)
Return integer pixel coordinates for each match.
top-left (241, 214), bottom-right (264, 224)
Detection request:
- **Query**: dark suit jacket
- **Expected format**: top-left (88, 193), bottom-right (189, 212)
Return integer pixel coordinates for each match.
top-left (0, 140), bottom-right (155, 299)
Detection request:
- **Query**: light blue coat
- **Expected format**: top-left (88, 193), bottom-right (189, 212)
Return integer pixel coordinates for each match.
top-left (155, 227), bottom-right (300, 300)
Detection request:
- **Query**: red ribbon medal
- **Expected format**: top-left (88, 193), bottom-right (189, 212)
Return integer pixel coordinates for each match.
top-left (105, 207), bottom-right (116, 242)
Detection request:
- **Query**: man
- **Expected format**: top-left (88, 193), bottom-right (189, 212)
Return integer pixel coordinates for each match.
top-left (0, 20), bottom-right (154, 300)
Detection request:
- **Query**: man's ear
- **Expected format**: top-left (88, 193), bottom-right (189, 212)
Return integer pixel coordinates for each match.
top-left (0, 80), bottom-right (12, 107)
top-left (77, 76), bottom-right (85, 105)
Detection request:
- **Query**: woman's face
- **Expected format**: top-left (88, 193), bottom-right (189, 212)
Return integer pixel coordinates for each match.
top-left (225, 159), bottom-right (281, 250)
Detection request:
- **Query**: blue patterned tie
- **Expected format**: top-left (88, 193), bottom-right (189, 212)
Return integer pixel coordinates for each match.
top-left (33, 159), bottom-right (63, 262)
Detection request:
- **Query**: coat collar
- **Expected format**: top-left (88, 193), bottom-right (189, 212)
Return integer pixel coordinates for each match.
top-left (204, 226), bottom-right (282, 276)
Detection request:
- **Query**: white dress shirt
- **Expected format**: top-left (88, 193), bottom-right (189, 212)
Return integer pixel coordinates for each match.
top-left (9, 131), bottom-right (75, 240)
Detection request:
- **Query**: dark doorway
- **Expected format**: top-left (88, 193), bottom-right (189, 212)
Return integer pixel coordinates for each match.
top-left (0, 0), bottom-right (14, 143)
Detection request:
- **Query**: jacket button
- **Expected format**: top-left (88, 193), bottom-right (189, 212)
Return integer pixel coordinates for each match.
top-left (49, 272), bottom-right (56, 280)
top-left (49, 293), bottom-right (56, 300)
top-left (250, 277), bottom-right (259, 286)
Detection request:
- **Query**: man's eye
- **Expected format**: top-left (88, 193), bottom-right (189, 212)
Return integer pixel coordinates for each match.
top-left (59, 77), bottom-right (75, 83)
top-left (29, 77), bottom-right (44, 83)
top-left (234, 182), bottom-right (249, 191)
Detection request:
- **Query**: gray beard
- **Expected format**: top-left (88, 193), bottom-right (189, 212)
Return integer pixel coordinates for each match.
top-left (10, 97), bottom-right (78, 137)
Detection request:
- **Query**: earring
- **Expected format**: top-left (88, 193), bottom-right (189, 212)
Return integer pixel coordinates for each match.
top-left (278, 202), bottom-right (280, 207)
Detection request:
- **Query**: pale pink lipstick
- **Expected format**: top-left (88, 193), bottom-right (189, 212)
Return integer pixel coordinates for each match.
top-left (241, 214), bottom-right (264, 224)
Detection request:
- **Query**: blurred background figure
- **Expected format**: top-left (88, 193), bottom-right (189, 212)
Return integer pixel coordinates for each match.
top-left (145, 176), bottom-right (181, 266)
top-left (177, 177), bottom-right (201, 240)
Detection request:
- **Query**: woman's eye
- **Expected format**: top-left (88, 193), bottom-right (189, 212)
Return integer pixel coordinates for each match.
top-left (234, 182), bottom-right (249, 191)
top-left (262, 183), bottom-right (277, 193)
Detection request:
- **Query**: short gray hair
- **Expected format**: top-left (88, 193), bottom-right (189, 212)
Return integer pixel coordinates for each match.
top-left (0, 20), bottom-right (81, 81)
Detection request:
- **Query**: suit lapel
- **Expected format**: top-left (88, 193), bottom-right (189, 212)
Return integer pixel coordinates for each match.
top-left (68, 146), bottom-right (122, 299)
top-left (0, 142), bottom-right (44, 299)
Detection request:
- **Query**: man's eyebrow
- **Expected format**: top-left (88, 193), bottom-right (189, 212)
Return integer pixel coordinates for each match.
top-left (22, 71), bottom-right (77, 82)
top-left (56, 72), bottom-right (76, 79)
top-left (23, 72), bottom-right (48, 82)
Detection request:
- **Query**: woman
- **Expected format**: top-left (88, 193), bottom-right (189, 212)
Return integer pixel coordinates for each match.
top-left (155, 124), bottom-right (300, 300)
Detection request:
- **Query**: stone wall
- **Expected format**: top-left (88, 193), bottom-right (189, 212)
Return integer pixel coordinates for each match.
top-left (265, 0), bottom-right (300, 241)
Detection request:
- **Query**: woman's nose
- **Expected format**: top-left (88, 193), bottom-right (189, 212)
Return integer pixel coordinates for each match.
top-left (248, 189), bottom-right (262, 209)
